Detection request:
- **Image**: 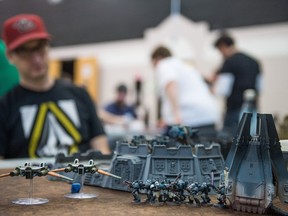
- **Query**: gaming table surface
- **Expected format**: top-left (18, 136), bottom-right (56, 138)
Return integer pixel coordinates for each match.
top-left (0, 168), bottom-right (281, 216)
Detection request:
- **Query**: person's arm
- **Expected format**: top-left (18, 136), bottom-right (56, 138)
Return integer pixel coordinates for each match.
top-left (213, 73), bottom-right (234, 97)
top-left (165, 81), bottom-right (181, 124)
top-left (90, 135), bottom-right (111, 155)
top-left (98, 109), bottom-right (126, 125)
top-left (212, 61), bottom-right (234, 97)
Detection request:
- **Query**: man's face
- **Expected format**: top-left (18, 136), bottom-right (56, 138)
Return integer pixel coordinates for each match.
top-left (217, 45), bottom-right (231, 59)
top-left (7, 39), bottom-right (49, 81)
top-left (116, 91), bottom-right (127, 103)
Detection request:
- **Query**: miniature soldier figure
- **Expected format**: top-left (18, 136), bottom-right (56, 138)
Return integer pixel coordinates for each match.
top-left (223, 167), bottom-right (229, 188)
top-left (199, 182), bottom-right (212, 205)
top-left (175, 179), bottom-right (187, 202)
top-left (124, 180), bottom-right (144, 203)
top-left (213, 183), bottom-right (228, 209)
top-left (150, 181), bottom-right (162, 203)
top-left (143, 179), bottom-right (153, 202)
top-left (167, 173), bottom-right (186, 203)
top-left (132, 180), bottom-right (144, 203)
top-left (158, 180), bottom-right (169, 202)
top-left (156, 179), bottom-right (178, 204)
top-left (187, 182), bottom-right (201, 206)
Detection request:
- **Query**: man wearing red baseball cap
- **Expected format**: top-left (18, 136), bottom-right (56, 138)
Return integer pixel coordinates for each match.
top-left (0, 14), bottom-right (111, 158)
top-left (3, 14), bottom-right (51, 51)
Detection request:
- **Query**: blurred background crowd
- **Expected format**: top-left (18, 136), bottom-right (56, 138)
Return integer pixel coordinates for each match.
top-left (0, 0), bottom-right (288, 158)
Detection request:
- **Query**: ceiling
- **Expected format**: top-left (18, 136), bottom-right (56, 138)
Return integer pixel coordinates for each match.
top-left (1, 0), bottom-right (288, 47)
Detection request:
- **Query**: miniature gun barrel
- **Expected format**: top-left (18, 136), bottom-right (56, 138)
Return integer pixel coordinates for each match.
top-left (123, 180), bottom-right (132, 185)
top-left (47, 171), bottom-right (73, 182)
top-left (10, 169), bottom-right (20, 177)
top-left (97, 169), bottom-right (121, 179)
top-left (0, 173), bottom-right (10, 178)
top-left (123, 180), bottom-right (132, 188)
top-left (39, 169), bottom-right (49, 176)
top-left (90, 167), bottom-right (97, 174)
top-left (170, 173), bottom-right (181, 185)
top-left (64, 166), bottom-right (72, 173)
top-left (50, 168), bottom-right (66, 173)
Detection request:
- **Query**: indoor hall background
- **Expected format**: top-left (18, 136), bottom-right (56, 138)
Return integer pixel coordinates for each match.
top-left (0, 0), bottom-right (288, 127)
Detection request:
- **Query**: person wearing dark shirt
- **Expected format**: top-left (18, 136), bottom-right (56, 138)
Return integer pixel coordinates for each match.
top-left (100, 84), bottom-right (137, 125)
top-left (0, 14), bottom-right (111, 158)
top-left (99, 84), bottom-right (139, 151)
top-left (213, 33), bottom-right (262, 135)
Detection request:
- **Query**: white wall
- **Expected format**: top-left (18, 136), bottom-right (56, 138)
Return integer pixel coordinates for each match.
top-left (49, 39), bottom-right (157, 126)
top-left (50, 39), bottom-right (150, 104)
top-left (49, 19), bottom-right (288, 126)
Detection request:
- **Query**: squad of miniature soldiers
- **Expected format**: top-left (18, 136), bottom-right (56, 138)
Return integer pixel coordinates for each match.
top-left (123, 173), bottom-right (228, 208)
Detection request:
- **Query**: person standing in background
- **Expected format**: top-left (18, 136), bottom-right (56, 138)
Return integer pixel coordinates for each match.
top-left (0, 14), bottom-right (110, 158)
top-left (212, 33), bottom-right (262, 135)
top-left (151, 46), bottom-right (220, 137)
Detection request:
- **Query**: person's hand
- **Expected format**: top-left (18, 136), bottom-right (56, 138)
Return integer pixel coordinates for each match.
top-left (156, 119), bottom-right (166, 129)
top-left (174, 112), bottom-right (182, 125)
top-left (174, 117), bottom-right (182, 125)
top-left (123, 113), bottom-right (133, 126)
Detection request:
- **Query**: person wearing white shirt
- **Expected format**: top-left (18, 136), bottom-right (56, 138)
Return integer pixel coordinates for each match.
top-left (151, 46), bottom-right (220, 136)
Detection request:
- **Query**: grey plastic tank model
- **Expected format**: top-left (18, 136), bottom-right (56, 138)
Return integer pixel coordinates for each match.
top-left (224, 113), bottom-right (288, 214)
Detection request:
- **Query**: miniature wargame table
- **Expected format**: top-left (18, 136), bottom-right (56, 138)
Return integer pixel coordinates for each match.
top-left (0, 168), bottom-right (280, 216)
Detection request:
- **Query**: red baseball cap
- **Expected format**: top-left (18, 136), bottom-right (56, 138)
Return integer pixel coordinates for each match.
top-left (2, 14), bottom-right (51, 51)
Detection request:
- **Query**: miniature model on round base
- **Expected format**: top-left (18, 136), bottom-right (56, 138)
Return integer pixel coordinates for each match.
top-left (64, 193), bottom-right (98, 199)
top-left (65, 178), bottom-right (98, 199)
top-left (12, 178), bottom-right (50, 205)
top-left (0, 163), bottom-right (73, 205)
top-left (12, 198), bottom-right (49, 205)
top-left (62, 159), bottom-right (121, 199)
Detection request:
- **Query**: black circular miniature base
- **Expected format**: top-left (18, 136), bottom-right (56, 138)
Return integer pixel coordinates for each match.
top-left (12, 198), bottom-right (49, 205)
